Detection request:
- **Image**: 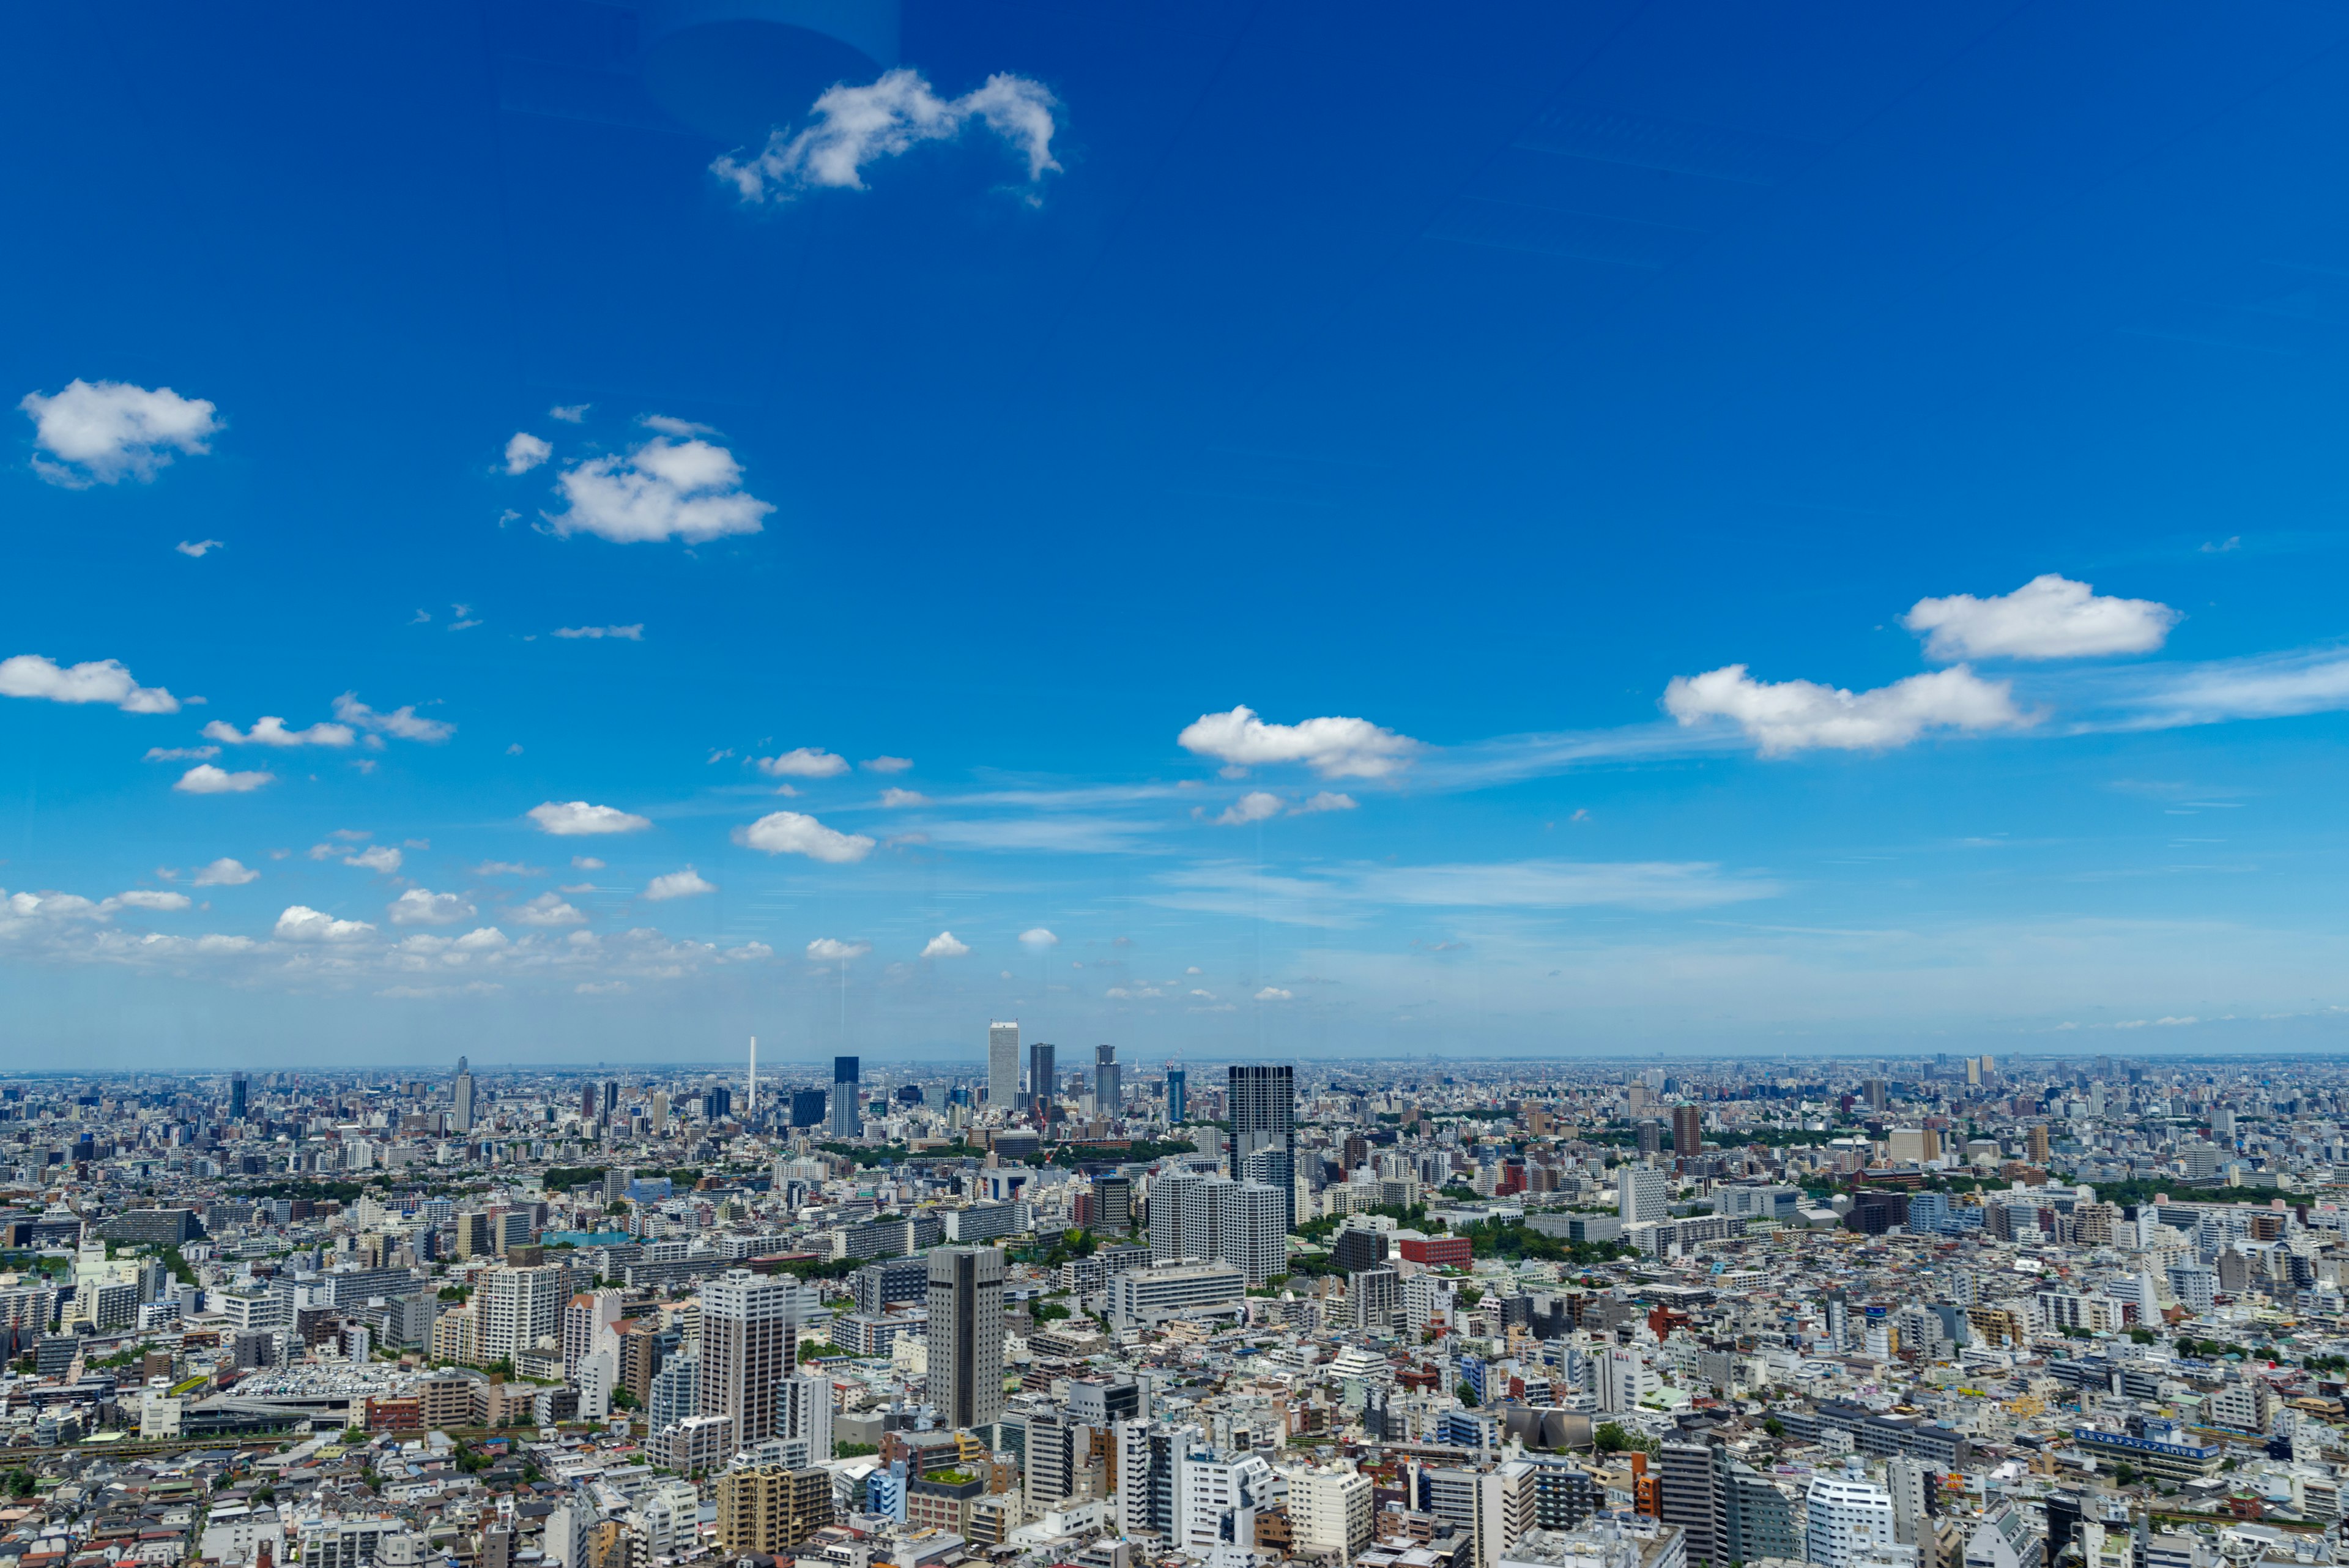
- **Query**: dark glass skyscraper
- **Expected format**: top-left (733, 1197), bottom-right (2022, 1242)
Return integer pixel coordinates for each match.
top-left (1165, 1066), bottom-right (1187, 1124)
top-left (829, 1055), bottom-right (861, 1139)
top-left (1027, 1041), bottom-right (1056, 1122)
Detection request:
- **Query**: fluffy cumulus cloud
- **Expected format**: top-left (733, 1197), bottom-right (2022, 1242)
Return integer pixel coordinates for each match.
top-left (552, 625), bottom-right (643, 641)
top-left (644, 867), bottom-right (716, 901)
top-left (732, 810), bottom-right (874, 863)
top-left (921, 930), bottom-right (970, 959)
top-left (19, 379), bottom-right (220, 487)
top-left (512, 892), bottom-right (588, 927)
top-left (503, 432), bottom-right (551, 475)
top-left (344, 845), bottom-right (402, 874)
top-left (1018, 927), bottom-right (1058, 948)
top-left (333, 693), bottom-right (454, 743)
top-left (1255, 986), bottom-right (1294, 1001)
top-left (203, 716), bottom-right (355, 748)
top-left (388, 889), bottom-right (475, 926)
top-left (274, 905), bottom-right (375, 942)
top-left (0, 654), bottom-right (179, 714)
top-left (1297, 791), bottom-right (1357, 814)
top-left (1904, 573), bottom-right (2180, 661)
top-left (176, 539), bottom-right (223, 558)
top-left (1179, 705), bottom-right (1417, 778)
top-left (107, 890), bottom-right (190, 913)
top-left (756, 747), bottom-right (848, 779)
top-left (527, 801), bottom-right (653, 836)
top-left (879, 787), bottom-right (928, 808)
top-left (191, 858), bottom-right (258, 886)
top-left (806, 937), bottom-right (870, 961)
top-left (174, 764), bottom-right (274, 794)
top-left (713, 69), bottom-right (1059, 203)
top-left (547, 435), bottom-right (772, 544)
top-left (1663, 664), bottom-right (2031, 755)
top-left (1215, 790), bottom-right (1283, 826)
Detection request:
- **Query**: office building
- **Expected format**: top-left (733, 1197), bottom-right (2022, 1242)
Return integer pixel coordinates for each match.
top-left (1029, 1041), bottom-right (1056, 1121)
top-left (699, 1269), bottom-right (814, 1446)
top-left (229, 1073), bottom-right (248, 1121)
top-left (1671, 1104), bottom-right (1701, 1157)
top-left (1096, 1042), bottom-right (1122, 1113)
top-left (789, 1088), bottom-right (825, 1128)
top-left (1094, 1175), bottom-right (1134, 1233)
top-left (1805, 1474), bottom-right (1898, 1568)
top-left (927, 1246), bottom-right (1006, 1431)
top-left (451, 1057), bottom-right (474, 1134)
top-left (829, 1057), bottom-right (861, 1139)
top-left (1229, 1063), bottom-right (1296, 1229)
top-left (1619, 1164), bottom-right (1669, 1224)
top-left (1112, 1261), bottom-right (1247, 1329)
top-left (989, 1020), bottom-right (1020, 1112)
top-left (1165, 1065), bottom-right (1187, 1124)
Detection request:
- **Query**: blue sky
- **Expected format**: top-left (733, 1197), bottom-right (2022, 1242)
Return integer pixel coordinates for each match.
top-left (9, 1), bottom-right (2349, 1068)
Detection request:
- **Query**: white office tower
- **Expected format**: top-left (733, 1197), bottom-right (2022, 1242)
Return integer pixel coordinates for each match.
top-left (480, 1266), bottom-right (563, 1364)
top-left (698, 1269), bottom-right (814, 1446)
top-left (927, 1246), bottom-right (1006, 1432)
top-left (452, 1056), bottom-right (475, 1134)
top-left (988, 1020), bottom-right (1020, 1114)
top-left (746, 1035), bottom-right (757, 1115)
top-left (1806, 1473), bottom-right (1898, 1568)
top-left (1617, 1164), bottom-right (1669, 1224)
top-left (1595, 1345), bottom-right (1653, 1412)
top-left (775, 1371), bottom-right (833, 1467)
top-left (1176, 1447), bottom-right (1276, 1551)
top-left (1887, 1455), bottom-right (1927, 1546)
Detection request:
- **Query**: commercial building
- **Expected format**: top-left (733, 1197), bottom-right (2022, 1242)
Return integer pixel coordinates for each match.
top-left (927, 1246), bottom-right (1006, 1431)
top-left (1110, 1261), bottom-right (1247, 1329)
top-left (699, 1269), bottom-right (814, 1447)
top-left (988, 1021), bottom-right (1020, 1114)
top-left (829, 1056), bottom-right (861, 1139)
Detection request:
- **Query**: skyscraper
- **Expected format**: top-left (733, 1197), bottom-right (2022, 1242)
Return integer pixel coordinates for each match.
top-left (451, 1058), bottom-right (474, 1134)
top-left (1164, 1066), bottom-right (1187, 1124)
top-left (988, 1021), bottom-right (1020, 1113)
top-left (1671, 1104), bottom-right (1701, 1157)
top-left (1027, 1041), bottom-right (1056, 1123)
top-left (1145, 1172), bottom-right (1286, 1285)
top-left (829, 1057), bottom-right (861, 1139)
top-left (699, 1269), bottom-right (814, 1446)
top-left (1228, 1064), bottom-right (1296, 1230)
top-left (927, 1246), bottom-right (1006, 1432)
top-left (1618, 1164), bottom-right (1669, 1224)
top-left (1094, 1044), bottom-right (1121, 1115)
top-left (229, 1073), bottom-right (248, 1121)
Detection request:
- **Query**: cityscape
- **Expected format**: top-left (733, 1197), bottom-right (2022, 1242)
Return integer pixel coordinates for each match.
top-left (2, 1040), bottom-right (2345, 1568)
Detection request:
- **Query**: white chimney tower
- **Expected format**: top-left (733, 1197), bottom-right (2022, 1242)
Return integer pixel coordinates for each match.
top-left (748, 1034), bottom-right (758, 1113)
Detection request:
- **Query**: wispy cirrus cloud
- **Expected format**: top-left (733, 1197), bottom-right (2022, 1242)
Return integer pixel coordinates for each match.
top-left (1151, 857), bottom-right (1778, 927)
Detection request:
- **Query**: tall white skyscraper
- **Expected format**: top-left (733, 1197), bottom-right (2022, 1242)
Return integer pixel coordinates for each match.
top-left (987, 1021), bottom-right (1020, 1114)
top-left (1617, 1164), bottom-right (1669, 1224)
top-left (699, 1269), bottom-right (814, 1446)
top-left (451, 1056), bottom-right (475, 1134)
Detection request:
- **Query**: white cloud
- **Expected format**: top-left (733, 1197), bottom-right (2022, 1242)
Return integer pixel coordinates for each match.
top-left (174, 764), bottom-right (273, 794)
top-left (470, 861), bottom-right (541, 877)
top-left (274, 905), bottom-right (375, 942)
top-left (733, 810), bottom-right (874, 863)
top-left (880, 787), bottom-right (929, 808)
top-left (503, 431), bottom-right (552, 474)
top-left (332, 693), bottom-right (454, 743)
top-left (571, 856), bottom-right (606, 871)
top-left (1178, 705), bottom-right (1417, 778)
top-left (388, 889), bottom-right (475, 926)
top-left (921, 931), bottom-right (970, 959)
top-left (191, 858), bottom-right (258, 886)
top-left (513, 892), bottom-right (588, 926)
top-left (550, 403), bottom-right (589, 423)
top-left (107, 890), bottom-right (190, 913)
top-left (0, 654), bottom-right (179, 714)
top-left (547, 435), bottom-right (772, 544)
top-left (176, 538), bottom-right (223, 558)
top-left (1904, 574), bottom-right (2179, 661)
top-left (1662, 663), bottom-right (2030, 754)
top-left (552, 625), bottom-right (644, 641)
top-left (344, 845), bottom-right (402, 874)
top-left (1215, 790), bottom-right (1283, 826)
top-left (144, 745), bottom-right (218, 762)
top-left (528, 801), bottom-right (653, 836)
top-left (576, 980), bottom-right (629, 995)
top-left (19, 379), bottom-right (220, 487)
top-left (644, 867), bottom-right (716, 901)
top-left (1018, 927), bottom-right (1058, 948)
top-left (203, 715), bottom-right (356, 748)
top-left (1254, 986), bottom-right (1294, 1001)
top-left (863, 756), bottom-right (913, 773)
top-left (756, 747), bottom-right (848, 778)
top-left (712, 69), bottom-right (1060, 203)
top-left (806, 937), bottom-right (870, 961)
top-left (1296, 791), bottom-right (1356, 814)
